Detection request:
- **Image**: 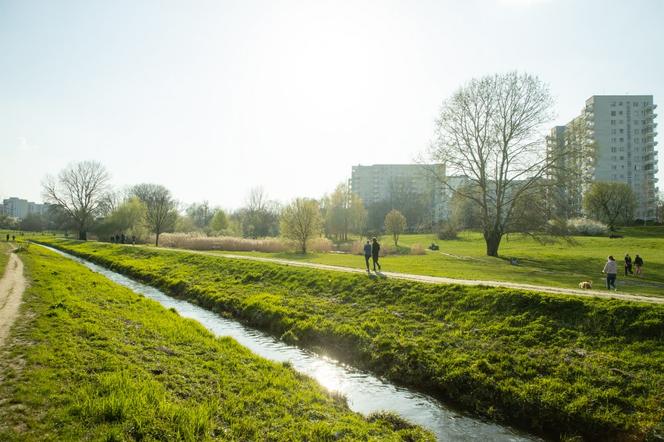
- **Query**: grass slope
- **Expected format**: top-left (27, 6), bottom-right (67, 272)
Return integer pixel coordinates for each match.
top-left (0, 245), bottom-right (432, 441)
top-left (0, 242), bottom-right (10, 275)
top-left (201, 229), bottom-right (664, 296)
top-left (38, 238), bottom-right (664, 441)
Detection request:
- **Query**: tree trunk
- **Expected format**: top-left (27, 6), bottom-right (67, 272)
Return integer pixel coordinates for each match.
top-left (484, 229), bottom-right (502, 257)
top-left (301, 240), bottom-right (306, 254)
top-left (78, 230), bottom-right (87, 240)
top-left (155, 231), bottom-right (160, 247)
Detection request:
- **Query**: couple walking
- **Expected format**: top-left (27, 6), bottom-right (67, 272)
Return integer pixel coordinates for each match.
top-left (363, 237), bottom-right (381, 273)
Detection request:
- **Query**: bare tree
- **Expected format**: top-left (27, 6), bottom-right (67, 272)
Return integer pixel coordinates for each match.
top-left (430, 72), bottom-right (556, 256)
top-left (238, 187), bottom-right (281, 238)
top-left (583, 182), bottom-right (636, 231)
top-left (131, 183), bottom-right (177, 246)
top-left (384, 209), bottom-right (407, 246)
top-left (42, 161), bottom-right (111, 240)
top-left (247, 186), bottom-right (269, 213)
top-left (323, 182), bottom-right (367, 241)
top-left (280, 198), bottom-right (322, 254)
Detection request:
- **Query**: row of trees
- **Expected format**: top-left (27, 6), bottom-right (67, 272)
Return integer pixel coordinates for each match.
top-left (37, 73), bottom-right (655, 256)
top-left (38, 161), bottom-right (419, 253)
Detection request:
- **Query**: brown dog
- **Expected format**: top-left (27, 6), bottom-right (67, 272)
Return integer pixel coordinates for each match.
top-left (578, 281), bottom-right (592, 289)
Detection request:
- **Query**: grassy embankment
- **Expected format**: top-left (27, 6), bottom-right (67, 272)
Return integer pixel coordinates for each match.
top-left (38, 238), bottom-right (664, 441)
top-left (201, 228), bottom-right (664, 296)
top-left (0, 242), bottom-right (11, 274)
top-left (0, 244), bottom-right (432, 441)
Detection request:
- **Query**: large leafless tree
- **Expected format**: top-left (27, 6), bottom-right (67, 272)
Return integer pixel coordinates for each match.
top-left (42, 161), bottom-right (111, 240)
top-left (431, 72), bottom-right (556, 256)
top-left (131, 183), bottom-right (177, 246)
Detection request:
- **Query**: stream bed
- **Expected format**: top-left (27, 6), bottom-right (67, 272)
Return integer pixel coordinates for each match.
top-left (44, 245), bottom-right (541, 442)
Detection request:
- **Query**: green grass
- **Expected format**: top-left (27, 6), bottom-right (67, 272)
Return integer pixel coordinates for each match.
top-left (196, 228), bottom-right (664, 296)
top-left (37, 238), bottom-right (664, 440)
top-left (0, 242), bottom-right (10, 275)
top-left (0, 244), bottom-right (433, 441)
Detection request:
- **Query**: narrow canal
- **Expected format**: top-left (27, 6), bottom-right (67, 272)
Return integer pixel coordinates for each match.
top-left (44, 245), bottom-right (541, 442)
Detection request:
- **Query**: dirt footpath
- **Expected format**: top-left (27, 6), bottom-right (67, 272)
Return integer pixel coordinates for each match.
top-left (0, 252), bottom-right (26, 347)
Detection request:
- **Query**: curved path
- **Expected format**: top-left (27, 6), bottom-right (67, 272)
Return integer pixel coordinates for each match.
top-left (162, 248), bottom-right (664, 305)
top-left (0, 250), bottom-right (27, 347)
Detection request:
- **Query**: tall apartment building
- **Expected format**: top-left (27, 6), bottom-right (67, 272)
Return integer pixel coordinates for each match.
top-left (350, 163), bottom-right (449, 222)
top-left (548, 95), bottom-right (659, 221)
top-left (1, 197), bottom-right (50, 220)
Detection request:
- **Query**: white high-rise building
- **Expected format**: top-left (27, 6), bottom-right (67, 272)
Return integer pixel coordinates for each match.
top-left (350, 163), bottom-right (449, 222)
top-left (549, 95), bottom-right (659, 221)
top-left (1, 197), bottom-right (50, 220)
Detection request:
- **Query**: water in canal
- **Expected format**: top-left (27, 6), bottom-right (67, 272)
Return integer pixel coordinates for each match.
top-left (44, 245), bottom-right (540, 442)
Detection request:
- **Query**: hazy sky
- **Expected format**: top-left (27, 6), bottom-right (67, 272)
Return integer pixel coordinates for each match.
top-left (1, 0), bottom-right (663, 210)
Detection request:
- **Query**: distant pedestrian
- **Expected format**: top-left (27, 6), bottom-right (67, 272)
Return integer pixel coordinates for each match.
top-left (634, 254), bottom-right (644, 276)
top-left (371, 237), bottom-right (381, 272)
top-left (12, 235), bottom-right (15, 241)
top-left (624, 253), bottom-right (633, 276)
top-left (132, 235), bottom-right (136, 245)
top-left (603, 255), bottom-right (618, 290)
top-left (363, 240), bottom-right (372, 273)
top-left (5, 234), bottom-right (8, 242)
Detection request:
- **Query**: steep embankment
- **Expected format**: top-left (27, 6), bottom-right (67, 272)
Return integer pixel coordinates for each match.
top-left (0, 244), bottom-right (432, 441)
top-left (38, 239), bottom-right (664, 441)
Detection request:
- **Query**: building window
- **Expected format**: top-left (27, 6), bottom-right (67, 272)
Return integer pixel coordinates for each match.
top-left (619, 111), bottom-right (623, 115)
top-left (611, 147), bottom-right (617, 152)
top-left (611, 111), bottom-right (616, 116)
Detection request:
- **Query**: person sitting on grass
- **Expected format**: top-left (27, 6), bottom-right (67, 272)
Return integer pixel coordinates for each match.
top-left (603, 255), bottom-right (618, 291)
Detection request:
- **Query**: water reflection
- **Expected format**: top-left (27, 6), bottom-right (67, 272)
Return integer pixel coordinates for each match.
top-left (43, 245), bottom-right (541, 442)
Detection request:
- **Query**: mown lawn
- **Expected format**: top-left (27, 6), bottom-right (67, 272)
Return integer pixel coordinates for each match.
top-left (200, 228), bottom-right (664, 296)
top-left (0, 245), bottom-right (432, 441)
top-left (38, 238), bottom-right (664, 441)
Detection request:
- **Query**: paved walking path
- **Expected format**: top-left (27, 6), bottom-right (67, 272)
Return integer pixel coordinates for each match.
top-left (0, 249), bottom-right (27, 347)
top-left (163, 248), bottom-right (664, 305)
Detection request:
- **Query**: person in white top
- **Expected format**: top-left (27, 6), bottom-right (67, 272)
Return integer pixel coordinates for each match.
top-left (602, 255), bottom-right (618, 290)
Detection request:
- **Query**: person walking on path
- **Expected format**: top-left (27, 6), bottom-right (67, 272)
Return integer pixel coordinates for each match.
top-left (363, 240), bottom-right (372, 273)
top-left (603, 255), bottom-right (618, 290)
top-left (624, 254), bottom-right (633, 276)
top-left (634, 254), bottom-right (644, 276)
top-left (5, 234), bottom-right (8, 242)
top-left (371, 237), bottom-right (381, 272)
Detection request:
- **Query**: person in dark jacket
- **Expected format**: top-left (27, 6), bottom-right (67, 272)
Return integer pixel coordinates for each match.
top-left (371, 237), bottom-right (381, 272)
top-left (624, 254), bottom-right (633, 276)
top-left (363, 240), bottom-right (372, 273)
top-left (634, 254), bottom-right (644, 276)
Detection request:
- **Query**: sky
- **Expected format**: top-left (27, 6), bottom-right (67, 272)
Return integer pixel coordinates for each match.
top-left (1, 0), bottom-right (663, 211)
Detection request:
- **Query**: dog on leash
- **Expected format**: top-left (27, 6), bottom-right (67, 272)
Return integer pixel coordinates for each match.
top-left (578, 281), bottom-right (592, 289)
